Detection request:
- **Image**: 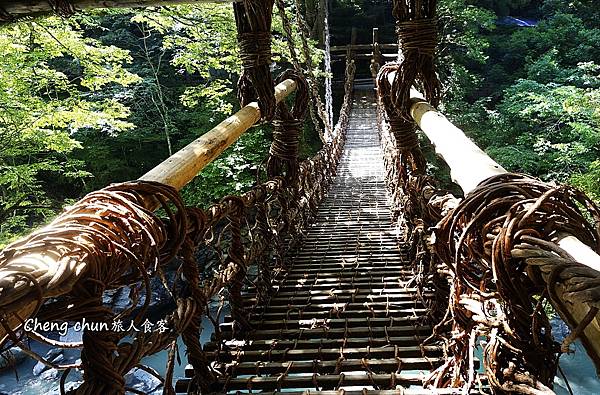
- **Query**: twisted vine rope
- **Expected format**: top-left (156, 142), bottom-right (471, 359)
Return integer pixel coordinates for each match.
top-left (376, 88), bottom-right (453, 331)
top-left (233, 0), bottom-right (276, 121)
top-left (375, 0), bottom-right (441, 183)
top-left (0, 7), bottom-right (13, 22)
top-left (427, 173), bottom-right (600, 394)
top-left (377, 0), bottom-right (441, 181)
top-left (377, 63), bottom-right (426, 179)
top-left (376, 1), bottom-right (449, 325)
top-left (392, 0), bottom-right (441, 112)
top-left (0, 182), bottom-right (185, 317)
top-left (268, 70), bottom-right (309, 180)
top-left (0, 182), bottom-right (199, 394)
top-left (275, 0), bottom-right (325, 141)
top-left (49, 0), bottom-right (76, 17)
top-left (370, 41), bottom-right (383, 78)
top-left (292, 0), bottom-right (333, 140)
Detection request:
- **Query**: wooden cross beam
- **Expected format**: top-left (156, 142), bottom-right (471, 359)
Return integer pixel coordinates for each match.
top-left (330, 43), bottom-right (398, 52)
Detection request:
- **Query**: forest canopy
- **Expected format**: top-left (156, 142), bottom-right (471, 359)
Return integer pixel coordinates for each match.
top-left (1, 0), bottom-right (599, 247)
top-left (0, 3), bottom-right (325, 247)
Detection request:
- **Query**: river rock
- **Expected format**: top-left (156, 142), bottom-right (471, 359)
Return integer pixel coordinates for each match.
top-left (107, 270), bottom-right (178, 315)
top-left (124, 367), bottom-right (162, 393)
top-left (0, 347), bottom-right (27, 370)
top-left (33, 349), bottom-right (64, 376)
top-left (32, 361), bottom-right (47, 376)
top-left (46, 348), bottom-right (63, 361)
top-left (47, 381), bottom-right (83, 395)
top-left (60, 327), bottom-right (83, 343)
top-left (551, 316), bottom-right (570, 343)
top-left (40, 367), bottom-right (60, 380)
top-left (133, 270), bottom-right (178, 315)
top-left (104, 287), bottom-right (132, 312)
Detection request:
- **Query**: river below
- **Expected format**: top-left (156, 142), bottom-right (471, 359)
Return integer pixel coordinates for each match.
top-left (1, 317), bottom-right (599, 394)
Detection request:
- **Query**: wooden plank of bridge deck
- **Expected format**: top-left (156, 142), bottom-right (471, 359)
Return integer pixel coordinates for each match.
top-left (242, 292), bottom-right (435, 306)
top-left (330, 43), bottom-right (398, 52)
top-left (219, 325), bottom-right (434, 341)
top-left (214, 345), bottom-right (443, 363)
top-left (176, 373), bottom-right (426, 392)
top-left (210, 357), bottom-right (444, 375)
top-left (178, 86), bottom-right (445, 393)
top-left (246, 300), bottom-right (432, 312)
top-left (255, 390), bottom-right (484, 395)
top-left (203, 336), bottom-right (428, 351)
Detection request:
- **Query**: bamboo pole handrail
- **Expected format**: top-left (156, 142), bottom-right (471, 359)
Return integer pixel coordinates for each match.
top-left (0, 78), bottom-right (297, 346)
top-left (408, 87), bottom-right (600, 367)
top-left (140, 79), bottom-right (297, 190)
top-left (0, 0), bottom-right (235, 23)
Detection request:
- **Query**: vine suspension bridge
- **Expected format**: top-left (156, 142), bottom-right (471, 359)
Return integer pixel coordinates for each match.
top-left (1, 1), bottom-right (600, 394)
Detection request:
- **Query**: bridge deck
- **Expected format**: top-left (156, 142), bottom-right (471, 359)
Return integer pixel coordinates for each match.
top-left (177, 87), bottom-right (442, 394)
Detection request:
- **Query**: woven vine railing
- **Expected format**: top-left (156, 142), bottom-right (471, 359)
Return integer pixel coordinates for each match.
top-left (431, 173), bottom-right (600, 394)
top-left (375, 0), bottom-right (450, 329)
top-left (0, 51), bottom-right (355, 395)
top-left (376, 80), bottom-right (454, 332)
top-left (376, 64), bottom-right (600, 395)
top-left (375, 0), bottom-right (600, 392)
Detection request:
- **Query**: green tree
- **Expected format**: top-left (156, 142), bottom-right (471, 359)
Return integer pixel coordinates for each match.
top-left (437, 0), bottom-right (496, 111)
top-left (0, 16), bottom-right (139, 247)
top-left (440, 0), bottom-right (600, 204)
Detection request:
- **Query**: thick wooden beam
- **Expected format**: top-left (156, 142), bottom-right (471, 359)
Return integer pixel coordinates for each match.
top-left (332, 53), bottom-right (396, 61)
top-left (350, 27), bottom-right (358, 47)
top-left (330, 43), bottom-right (398, 52)
top-left (408, 88), bottom-right (600, 369)
top-left (0, 79), bottom-right (297, 347)
top-left (0, 0), bottom-right (233, 21)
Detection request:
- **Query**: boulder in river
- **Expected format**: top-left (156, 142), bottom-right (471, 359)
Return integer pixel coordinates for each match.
top-left (40, 368), bottom-right (60, 381)
top-left (106, 270), bottom-right (178, 315)
top-left (48, 381), bottom-right (83, 395)
top-left (60, 327), bottom-right (83, 344)
top-left (551, 316), bottom-right (570, 343)
top-left (32, 360), bottom-right (47, 376)
top-left (33, 349), bottom-right (64, 376)
top-left (124, 367), bottom-right (162, 393)
top-left (46, 348), bottom-right (62, 361)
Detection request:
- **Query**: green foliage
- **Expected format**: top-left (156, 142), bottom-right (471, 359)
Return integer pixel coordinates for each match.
top-left (181, 128), bottom-right (271, 205)
top-left (437, 0), bottom-right (495, 110)
top-left (471, 75), bottom-right (600, 183)
top-left (442, 1), bottom-right (600, 204)
top-left (572, 161), bottom-right (600, 203)
top-left (133, 5), bottom-right (240, 116)
top-left (1, 4), bottom-right (327, 246)
top-left (0, 16), bottom-right (139, 247)
top-left (477, 0), bottom-right (534, 16)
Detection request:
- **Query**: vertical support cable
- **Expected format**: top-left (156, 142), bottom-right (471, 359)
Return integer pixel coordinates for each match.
top-left (324, 0), bottom-right (334, 137)
top-left (294, 0), bottom-right (332, 142)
